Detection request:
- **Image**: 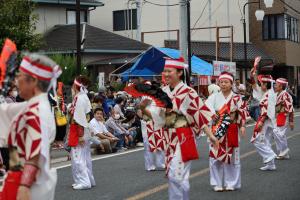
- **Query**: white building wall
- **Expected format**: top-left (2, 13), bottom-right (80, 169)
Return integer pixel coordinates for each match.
top-left (34, 5), bottom-right (67, 34)
top-left (90, 0), bottom-right (249, 46)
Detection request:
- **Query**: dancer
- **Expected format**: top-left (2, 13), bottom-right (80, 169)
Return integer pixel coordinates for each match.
top-left (125, 81), bottom-right (168, 171)
top-left (250, 74), bottom-right (277, 171)
top-left (68, 76), bottom-right (95, 190)
top-left (162, 57), bottom-right (219, 200)
top-left (206, 71), bottom-right (248, 191)
top-left (0, 53), bottom-right (61, 200)
top-left (273, 78), bottom-right (294, 159)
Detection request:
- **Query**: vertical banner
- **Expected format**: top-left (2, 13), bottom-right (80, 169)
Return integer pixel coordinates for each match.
top-left (98, 72), bottom-right (105, 88)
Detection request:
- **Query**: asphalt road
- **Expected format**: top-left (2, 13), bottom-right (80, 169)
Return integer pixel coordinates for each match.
top-left (54, 115), bottom-right (300, 200)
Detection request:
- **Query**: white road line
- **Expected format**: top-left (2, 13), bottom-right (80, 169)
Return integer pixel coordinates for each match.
top-left (54, 148), bottom-right (144, 170)
top-left (54, 114), bottom-right (300, 170)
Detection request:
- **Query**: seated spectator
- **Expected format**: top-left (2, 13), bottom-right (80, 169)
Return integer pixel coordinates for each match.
top-left (90, 108), bottom-right (119, 154)
top-left (122, 111), bottom-right (139, 146)
top-left (114, 97), bottom-right (126, 119)
top-left (105, 109), bottom-right (133, 150)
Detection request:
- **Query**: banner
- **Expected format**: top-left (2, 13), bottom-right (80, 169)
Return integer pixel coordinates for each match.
top-left (98, 72), bottom-right (105, 88)
top-left (213, 61), bottom-right (236, 76)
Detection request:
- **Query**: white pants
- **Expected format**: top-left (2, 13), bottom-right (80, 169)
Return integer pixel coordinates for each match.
top-left (209, 148), bottom-right (241, 189)
top-left (253, 120), bottom-right (277, 164)
top-left (273, 124), bottom-right (289, 155)
top-left (142, 131), bottom-right (165, 170)
top-left (168, 144), bottom-right (191, 200)
top-left (71, 141), bottom-right (95, 187)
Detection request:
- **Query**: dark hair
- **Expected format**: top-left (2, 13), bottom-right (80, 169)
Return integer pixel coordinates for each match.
top-left (262, 82), bottom-right (272, 90)
top-left (74, 75), bottom-right (90, 91)
top-left (211, 79), bottom-right (216, 84)
top-left (281, 84), bottom-right (287, 90)
top-left (235, 79), bottom-right (240, 81)
top-left (94, 107), bottom-right (103, 114)
top-left (115, 97), bottom-right (124, 104)
top-left (93, 95), bottom-right (104, 103)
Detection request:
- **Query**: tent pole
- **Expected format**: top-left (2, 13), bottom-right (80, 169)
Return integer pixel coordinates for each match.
top-left (198, 75), bottom-right (200, 95)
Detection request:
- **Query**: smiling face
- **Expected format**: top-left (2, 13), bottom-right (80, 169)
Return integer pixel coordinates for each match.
top-left (219, 78), bottom-right (232, 93)
top-left (163, 68), bottom-right (183, 87)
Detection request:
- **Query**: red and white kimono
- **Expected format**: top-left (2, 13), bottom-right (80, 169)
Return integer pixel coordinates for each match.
top-left (141, 97), bottom-right (165, 171)
top-left (163, 81), bottom-right (213, 200)
top-left (273, 90), bottom-right (294, 156)
top-left (69, 91), bottom-right (95, 189)
top-left (251, 89), bottom-right (277, 168)
top-left (0, 94), bottom-right (57, 200)
top-left (206, 91), bottom-right (248, 190)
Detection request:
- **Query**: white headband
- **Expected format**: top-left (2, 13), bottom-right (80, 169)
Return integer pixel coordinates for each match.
top-left (219, 74), bottom-right (233, 82)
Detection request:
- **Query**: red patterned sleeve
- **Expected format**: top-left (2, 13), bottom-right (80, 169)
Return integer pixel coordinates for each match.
top-left (284, 93), bottom-right (294, 122)
top-left (187, 91), bottom-right (213, 130)
top-left (23, 105), bottom-right (42, 160)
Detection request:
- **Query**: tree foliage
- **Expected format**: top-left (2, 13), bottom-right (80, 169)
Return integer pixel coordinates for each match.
top-left (50, 54), bottom-right (88, 85)
top-left (0, 0), bottom-right (42, 51)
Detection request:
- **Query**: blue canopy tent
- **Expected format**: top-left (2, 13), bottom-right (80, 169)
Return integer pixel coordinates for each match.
top-left (119, 47), bottom-right (213, 80)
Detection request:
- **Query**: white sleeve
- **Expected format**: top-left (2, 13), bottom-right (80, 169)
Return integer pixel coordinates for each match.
top-left (90, 119), bottom-right (101, 134)
top-left (205, 94), bottom-right (216, 115)
top-left (73, 95), bottom-right (89, 128)
top-left (101, 123), bottom-right (109, 134)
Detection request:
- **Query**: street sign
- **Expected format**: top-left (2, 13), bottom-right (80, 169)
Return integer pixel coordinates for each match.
top-left (213, 61), bottom-right (236, 76)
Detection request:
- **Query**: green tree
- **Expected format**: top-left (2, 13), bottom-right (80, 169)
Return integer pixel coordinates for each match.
top-left (0, 0), bottom-right (42, 51)
top-left (50, 54), bottom-right (88, 85)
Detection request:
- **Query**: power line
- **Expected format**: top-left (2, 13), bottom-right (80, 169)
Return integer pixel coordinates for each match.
top-left (192, 0), bottom-right (209, 31)
top-left (143, 0), bottom-right (179, 7)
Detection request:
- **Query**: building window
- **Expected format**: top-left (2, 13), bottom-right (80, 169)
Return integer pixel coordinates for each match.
top-left (113, 9), bottom-right (137, 31)
top-left (66, 10), bottom-right (88, 24)
top-left (263, 14), bottom-right (299, 43)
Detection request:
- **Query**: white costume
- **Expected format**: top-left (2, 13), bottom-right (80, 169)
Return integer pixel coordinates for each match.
top-left (163, 81), bottom-right (213, 200)
top-left (141, 97), bottom-right (165, 171)
top-left (251, 88), bottom-right (277, 170)
top-left (206, 91), bottom-right (248, 190)
top-left (0, 94), bottom-right (57, 200)
top-left (69, 91), bottom-right (95, 189)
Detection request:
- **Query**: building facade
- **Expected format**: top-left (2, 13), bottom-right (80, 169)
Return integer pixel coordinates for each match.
top-left (249, 0), bottom-right (300, 96)
top-left (33, 0), bottom-right (104, 34)
top-left (90, 0), bottom-right (249, 46)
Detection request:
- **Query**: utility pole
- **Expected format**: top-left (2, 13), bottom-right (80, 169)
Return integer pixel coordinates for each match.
top-left (179, 0), bottom-right (188, 62)
top-left (76, 0), bottom-right (81, 75)
top-left (136, 0), bottom-right (142, 41)
top-left (179, 0), bottom-right (191, 83)
top-left (208, 0), bottom-right (212, 41)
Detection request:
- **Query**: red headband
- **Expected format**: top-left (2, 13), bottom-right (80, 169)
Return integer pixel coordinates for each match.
top-left (164, 57), bottom-right (186, 70)
top-left (20, 57), bottom-right (55, 81)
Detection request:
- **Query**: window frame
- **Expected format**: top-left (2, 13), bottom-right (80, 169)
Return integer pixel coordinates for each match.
top-left (262, 13), bottom-right (299, 43)
top-left (66, 9), bottom-right (88, 25)
top-left (113, 9), bottom-right (137, 31)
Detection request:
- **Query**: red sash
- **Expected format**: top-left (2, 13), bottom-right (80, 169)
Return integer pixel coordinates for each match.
top-left (68, 124), bottom-right (83, 147)
top-left (176, 127), bottom-right (199, 162)
top-left (227, 123), bottom-right (239, 147)
top-left (0, 171), bottom-right (22, 200)
top-left (277, 112), bottom-right (286, 127)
